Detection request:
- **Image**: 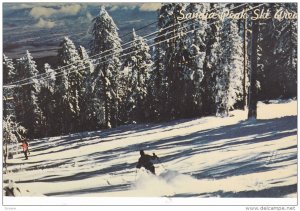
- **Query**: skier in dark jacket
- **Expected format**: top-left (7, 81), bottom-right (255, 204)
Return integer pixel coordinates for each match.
top-left (136, 150), bottom-right (158, 175)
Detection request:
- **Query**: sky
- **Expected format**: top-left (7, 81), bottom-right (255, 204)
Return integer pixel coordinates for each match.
top-left (3, 3), bottom-right (161, 59)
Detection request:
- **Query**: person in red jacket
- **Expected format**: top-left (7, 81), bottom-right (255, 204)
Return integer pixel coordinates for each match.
top-left (21, 139), bottom-right (29, 160)
top-left (136, 150), bottom-right (158, 175)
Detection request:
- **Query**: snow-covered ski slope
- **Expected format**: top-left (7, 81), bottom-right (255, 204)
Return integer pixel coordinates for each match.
top-left (3, 100), bottom-right (297, 199)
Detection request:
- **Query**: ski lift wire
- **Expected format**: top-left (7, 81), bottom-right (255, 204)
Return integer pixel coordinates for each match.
top-left (4, 3), bottom-right (248, 87)
top-left (3, 3), bottom-right (263, 89)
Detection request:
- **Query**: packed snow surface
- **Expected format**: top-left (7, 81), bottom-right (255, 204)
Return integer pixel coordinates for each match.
top-left (3, 100), bottom-right (297, 198)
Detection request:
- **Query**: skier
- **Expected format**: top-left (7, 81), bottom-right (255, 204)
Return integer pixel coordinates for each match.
top-left (136, 150), bottom-right (159, 175)
top-left (21, 139), bottom-right (29, 160)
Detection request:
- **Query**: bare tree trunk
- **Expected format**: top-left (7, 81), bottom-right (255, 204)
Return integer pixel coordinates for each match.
top-left (248, 12), bottom-right (259, 119)
top-left (103, 70), bottom-right (110, 128)
top-left (243, 8), bottom-right (248, 110)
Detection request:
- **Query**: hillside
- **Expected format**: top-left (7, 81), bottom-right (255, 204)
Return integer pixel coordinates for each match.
top-left (3, 100), bottom-right (297, 200)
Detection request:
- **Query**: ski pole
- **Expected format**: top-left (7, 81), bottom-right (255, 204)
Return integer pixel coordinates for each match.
top-left (134, 169), bottom-right (138, 182)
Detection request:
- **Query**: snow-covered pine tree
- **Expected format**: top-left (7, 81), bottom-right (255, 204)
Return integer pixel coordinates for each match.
top-left (90, 6), bottom-right (122, 128)
top-left (201, 3), bottom-right (224, 115)
top-left (14, 50), bottom-right (45, 138)
top-left (147, 37), bottom-right (166, 121)
top-left (42, 63), bottom-right (56, 92)
top-left (3, 115), bottom-right (26, 171)
top-left (3, 54), bottom-right (16, 84)
top-left (255, 3), bottom-right (274, 100)
top-left (214, 15), bottom-right (244, 117)
top-left (122, 29), bottom-right (152, 123)
top-left (182, 44), bottom-right (206, 116)
top-left (57, 37), bottom-right (85, 132)
top-left (256, 3), bottom-right (297, 100)
top-left (152, 3), bottom-right (190, 120)
top-left (181, 3), bottom-right (208, 116)
top-left (53, 68), bottom-right (70, 134)
top-left (78, 45), bottom-right (95, 94)
top-left (3, 54), bottom-right (17, 118)
top-left (185, 3), bottom-right (208, 50)
top-left (78, 45), bottom-right (97, 131)
top-left (38, 63), bottom-right (56, 136)
top-left (271, 3), bottom-right (297, 98)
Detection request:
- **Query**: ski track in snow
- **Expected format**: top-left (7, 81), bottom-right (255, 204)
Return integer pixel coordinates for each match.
top-left (3, 100), bottom-right (297, 198)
